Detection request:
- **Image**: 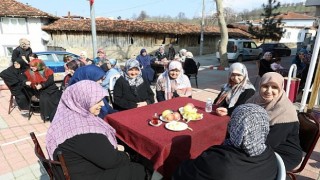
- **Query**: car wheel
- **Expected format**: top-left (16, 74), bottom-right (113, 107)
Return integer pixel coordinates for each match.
top-left (237, 55), bottom-right (243, 62)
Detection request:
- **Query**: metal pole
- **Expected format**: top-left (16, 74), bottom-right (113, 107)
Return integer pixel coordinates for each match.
top-left (199, 0), bottom-right (205, 56)
top-left (90, 1), bottom-right (97, 59)
top-left (299, 27), bottom-right (320, 112)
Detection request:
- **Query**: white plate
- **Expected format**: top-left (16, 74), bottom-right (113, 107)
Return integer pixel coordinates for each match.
top-left (149, 120), bottom-right (162, 127)
top-left (179, 107), bottom-right (203, 121)
top-left (165, 121), bottom-right (188, 131)
top-left (160, 115), bottom-right (180, 123)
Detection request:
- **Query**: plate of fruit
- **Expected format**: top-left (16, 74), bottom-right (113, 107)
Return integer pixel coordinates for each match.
top-left (179, 103), bottom-right (203, 122)
top-left (160, 109), bottom-right (181, 123)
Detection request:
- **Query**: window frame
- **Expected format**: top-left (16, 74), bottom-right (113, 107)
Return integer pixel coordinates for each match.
top-left (1, 17), bottom-right (28, 34)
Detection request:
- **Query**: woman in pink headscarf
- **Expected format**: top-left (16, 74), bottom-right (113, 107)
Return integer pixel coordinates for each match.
top-left (46, 80), bottom-right (146, 180)
top-left (156, 61), bottom-right (192, 102)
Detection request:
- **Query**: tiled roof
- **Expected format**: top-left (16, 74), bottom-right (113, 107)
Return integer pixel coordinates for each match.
top-left (276, 12), bottom-right (316, 20)
top-left (42, 18), bottom-right (251, 37)
top-left (0, 0), bottom-right (58, 19)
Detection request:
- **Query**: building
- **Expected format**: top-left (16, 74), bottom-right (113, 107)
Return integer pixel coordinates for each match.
top-left (0, 0), bottom-right (58, 66)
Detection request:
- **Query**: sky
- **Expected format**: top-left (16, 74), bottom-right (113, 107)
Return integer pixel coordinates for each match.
top-left (18, 0), bottom-right (306, 19)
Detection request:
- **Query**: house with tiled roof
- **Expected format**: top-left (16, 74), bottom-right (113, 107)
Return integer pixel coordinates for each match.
top-left (0, 0), bottom-right (58, 66)
top-left (41, 17), bottom-right (251, 59)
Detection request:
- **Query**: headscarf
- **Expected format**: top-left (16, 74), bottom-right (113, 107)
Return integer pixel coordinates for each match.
top-left (109, 59), bottom-right (117, 66)
top-left (15, 57), bottom-right (28, 71)
top-left (122, 59), bottom-right (144, 87)
top-left (224, 103), bottom-right (270, 157)
top-left (25, 59), bottom-right (54, 88)
top-left (263, 52), bottom-right (272, 60)
top-left (158, 61), bottom-right (190, 100)
top-left (246, 72), bottom-right (299, 125)
top-left (69, 65), bottom-right (105, 86)
top-left (137, 48), bottom-right (151, 67)
top-left (46, 80), bottom-right (117, 159)
top-left (215, 63), bottom-right (255, 108)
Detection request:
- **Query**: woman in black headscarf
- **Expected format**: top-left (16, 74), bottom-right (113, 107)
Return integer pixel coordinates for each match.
top-left (0, 58), bottom-right (29, 115)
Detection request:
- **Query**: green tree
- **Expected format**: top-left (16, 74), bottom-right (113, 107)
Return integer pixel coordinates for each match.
top-left (249, 0), bottom-right (285, 43)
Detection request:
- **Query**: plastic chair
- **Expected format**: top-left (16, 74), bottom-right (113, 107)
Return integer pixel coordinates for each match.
top-left (186, 62), bottom-right (200, 88)
top-left (108, 74), bottom-right (121, 107)
top-left (275, 152), bottom-right (286, 180)
top-left (30, 132), bottom-right (70, 180)
top-left (287, 112), bottom-right (320, 180)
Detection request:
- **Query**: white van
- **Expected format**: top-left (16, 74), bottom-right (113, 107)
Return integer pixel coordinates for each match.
top-left (216, 39), bottom-right (263, 62)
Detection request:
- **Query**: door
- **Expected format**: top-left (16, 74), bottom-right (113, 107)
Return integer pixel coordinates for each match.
top-left (249, 42), bottom-right (261, 59)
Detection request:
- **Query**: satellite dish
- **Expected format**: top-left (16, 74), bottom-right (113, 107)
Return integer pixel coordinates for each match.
top-left (41, 31), bottom-right (50, 42)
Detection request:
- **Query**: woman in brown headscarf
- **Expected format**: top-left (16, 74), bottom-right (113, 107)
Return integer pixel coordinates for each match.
top-left (247, 72), bottom-right (302, 170)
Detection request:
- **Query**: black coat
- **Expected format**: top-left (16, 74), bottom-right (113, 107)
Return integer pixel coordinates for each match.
top-left (173, 145), bottom-right (277, 180)
top-left (267, 122), bottom-right (302, 171)
top-left (213, 88), bottom-right (255, 116)
top-left (183, 58), bottom-right (198, 75)
top-left (11, 46), bottom-right (33, 64)
top-left (0, 66), bottom-right (29, 110)
top-left (53, 133), bottom-right (146, 180)
top-left (113, 76), bottom-right (154, 110)
top-left (259, 59), bottom-right (274, 77)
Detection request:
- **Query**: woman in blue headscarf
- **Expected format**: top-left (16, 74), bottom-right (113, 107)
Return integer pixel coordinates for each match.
top-left (69, 65), bottom-right (117, 118)
top-left (136, 48), bottom-right (155, 84)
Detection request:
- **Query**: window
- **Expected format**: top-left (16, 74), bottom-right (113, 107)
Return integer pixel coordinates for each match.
top-left (286, 32), bottom-right (291, 39)
top-left (297, 33), bottom-right (301, 40)
top-left (250, 42), bottom-right (257, 48)
top-left (4, 46), bottom-right (16, 57)
top-left (1, 17), bottom-right (28, 34)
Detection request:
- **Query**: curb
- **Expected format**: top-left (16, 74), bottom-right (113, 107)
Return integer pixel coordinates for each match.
top-left (209, 65), bottom-right (229, 71)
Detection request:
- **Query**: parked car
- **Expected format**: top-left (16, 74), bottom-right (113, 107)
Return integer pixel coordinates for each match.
top-left (258, 43), bottom-right (291, 57)
top-left (34, 51), bottom-right (79, 81)
top-left (216, 39), bottom-right (263, 62)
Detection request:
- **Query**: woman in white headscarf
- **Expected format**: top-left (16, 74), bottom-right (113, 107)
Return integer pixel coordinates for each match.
top-left (156, 61), bottom-right (192, 102)
top-left (113, 59), bottom-right (154, 110)
top-left (214, 62), bottom-right (255, 116)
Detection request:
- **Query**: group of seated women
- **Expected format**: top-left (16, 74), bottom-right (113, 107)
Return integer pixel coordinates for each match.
top-left (0, 58), bottom-right (61, 121)
top-left (44, 49), bottom-right (304, 179)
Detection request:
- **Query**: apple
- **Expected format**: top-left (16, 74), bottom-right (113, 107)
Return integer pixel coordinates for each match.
top-left (173, 112), bottom-right (181, 120)
top-left (165, 114), bottom-right (175, 122)
top-left (162, 109), bottom-right (173, 118)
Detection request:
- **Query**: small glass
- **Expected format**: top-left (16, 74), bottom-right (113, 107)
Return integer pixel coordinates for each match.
top-left (152, 113), bottom-right (159, 125)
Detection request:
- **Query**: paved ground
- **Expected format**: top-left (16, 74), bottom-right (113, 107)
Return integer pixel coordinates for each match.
top-left (0, 54), bottom-right (319, 179)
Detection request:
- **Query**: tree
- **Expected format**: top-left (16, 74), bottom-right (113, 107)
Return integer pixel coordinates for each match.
top-left (177, 12), bottom-right (187, 20)
top-left (215, 0), bottom-right (229, 67)
top-left (248, 0), bottom-right (285, 43)
top-left (136, 11), bottom-right (148, 21)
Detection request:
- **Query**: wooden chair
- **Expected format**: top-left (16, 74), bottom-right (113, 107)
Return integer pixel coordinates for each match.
top-left (186, 62), bottom-right (201, 88)
top-left (275, 152), bottom-right (286, 180)
top-left (30, 132), bottom-right (70, 180)
top-left (287, 112), bottom-right (320, 180)
top-left (23, 87), bottom-right (40, 121)
top-left (8, 94), bottom-right (16, 114)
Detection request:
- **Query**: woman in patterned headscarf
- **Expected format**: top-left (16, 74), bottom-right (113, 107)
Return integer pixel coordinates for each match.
top-left (246, 72), bottom-right (302, 170)
top-left (24, 59), bottom-right (61, 121)
top-left (156, 61), bottom-right (192, 102)
top-left (173, 104), bottom-right (277, 180)
top-left (113, 59), bottom-right (154, 110)
top-left (46, 80), bottom-right (146, 180)
top-left (213, 62), bottom-right (255, 116)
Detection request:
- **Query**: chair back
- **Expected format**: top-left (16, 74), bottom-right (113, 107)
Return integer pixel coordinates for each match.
top-left (108, 74), bottom-right (121, 107)
top-left (23, 87), bottom-right (40, 120)
top-left (30, 132), bottom-right (71, 180)
top-left (287, 112), bottom-right (320, 179)
top-left (275, 152), bottom-right (286, 180)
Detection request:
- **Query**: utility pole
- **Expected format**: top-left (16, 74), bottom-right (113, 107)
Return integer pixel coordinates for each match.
top-left (200, 0), bottom-right (205, 56)
top-left (89, 0), bottom-right (97, 59)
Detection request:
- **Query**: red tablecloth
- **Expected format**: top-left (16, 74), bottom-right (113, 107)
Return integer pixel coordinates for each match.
top-left (105, 97), bottom-right (229, 179)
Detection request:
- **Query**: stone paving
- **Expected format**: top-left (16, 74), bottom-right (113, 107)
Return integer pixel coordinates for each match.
top-left (0, 54), bottom-right (319, 179)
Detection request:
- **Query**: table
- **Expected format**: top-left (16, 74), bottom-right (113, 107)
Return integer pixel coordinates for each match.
top-left (105, 97), bottom-right (229, 179)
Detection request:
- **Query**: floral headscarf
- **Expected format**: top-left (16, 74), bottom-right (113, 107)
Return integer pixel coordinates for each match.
top-left (224, 103), bottom-right (270, 156)
top-left (122, 59), bottom-right (144, 87)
